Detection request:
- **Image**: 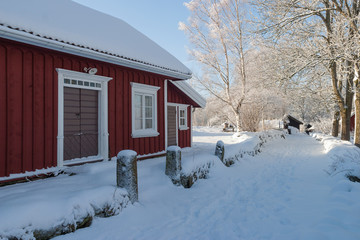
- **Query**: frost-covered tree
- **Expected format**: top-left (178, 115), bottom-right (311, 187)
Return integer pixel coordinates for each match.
top-left (179, 0), bottom-right (249, 131)
top-left (253, 0), bottom-right (360, 144)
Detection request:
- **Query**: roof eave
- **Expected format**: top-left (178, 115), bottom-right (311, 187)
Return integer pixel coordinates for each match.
top-left (0, 26), bottom-right (192, 80)
top-left (170, 80), bottom-right (206, 108)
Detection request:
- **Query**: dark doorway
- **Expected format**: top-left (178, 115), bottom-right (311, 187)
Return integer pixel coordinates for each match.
top-left (167, 106), bottom-right (177, 146)
top-left (63, 87), bottom-right (98, 160)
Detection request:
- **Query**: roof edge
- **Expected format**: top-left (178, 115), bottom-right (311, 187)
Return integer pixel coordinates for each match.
top-left (0, 26), bottom-right (192, 80)
top-left (170, 80), bottom-right (206, 108)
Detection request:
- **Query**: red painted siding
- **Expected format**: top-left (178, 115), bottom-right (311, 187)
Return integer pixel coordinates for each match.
top-left (167, 81), bottom-right (193, 148)
top-left (350, 114), bottom-right (355, 132)
top-left (0, 38), bottom-right (179, 178)
top-left (0, 44), bottom-right (6, 177)
top-left (168, 81), bottom-right (198, 106)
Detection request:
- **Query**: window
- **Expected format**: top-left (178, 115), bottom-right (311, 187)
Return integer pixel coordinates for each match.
top-left (179, 106), bottom-right (188, 130)
top-left (131, 82), bottom-right (160, 138)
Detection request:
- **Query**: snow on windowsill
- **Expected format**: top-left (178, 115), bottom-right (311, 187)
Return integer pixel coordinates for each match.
top-left (131, 130), bottom-right (159, 138)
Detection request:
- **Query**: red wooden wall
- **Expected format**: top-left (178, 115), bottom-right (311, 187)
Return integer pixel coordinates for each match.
top-left (0, 40), bottom-right (58, 178)
top-left (167, 82), bottom-right (193, 148)
top-left (0, 38), bottom-right (174, 177)
top-left (350, 115), bottom-right (355, 132)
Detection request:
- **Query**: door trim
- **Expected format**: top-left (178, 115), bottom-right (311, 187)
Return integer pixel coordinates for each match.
top-left (56, 68), bottom-right (112, 167)
top-left (166, 103), bottom-right (190, 147)
top-left (166, 105), bottom-right (178, 147)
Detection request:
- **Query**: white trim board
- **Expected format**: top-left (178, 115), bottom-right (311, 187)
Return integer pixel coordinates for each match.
top-left (130, 82), bottom-right (160, 138)
top-left (56, 68), bottom-right (112, 167)
top-left (178, 105), bottom-right (189, 130)
top-left (164, 80), bottom-right (168, 148)
top-left (169, 80), bottom-right (206, 108)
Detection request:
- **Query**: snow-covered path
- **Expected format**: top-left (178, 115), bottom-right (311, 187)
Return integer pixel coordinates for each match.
top-left (56, 134), bottom-right (360, 240)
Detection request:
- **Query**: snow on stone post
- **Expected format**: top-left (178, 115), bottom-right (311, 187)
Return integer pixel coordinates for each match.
top-left (117, 150), bottom-right (138, 203)
top-left (165, 146), bottom-right (182, 180)
top-left (215, 140), bottom-right (225, 163)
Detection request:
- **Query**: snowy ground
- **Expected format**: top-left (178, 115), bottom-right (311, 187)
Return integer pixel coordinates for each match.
top-left (1, 127), bottom-right (360, 240)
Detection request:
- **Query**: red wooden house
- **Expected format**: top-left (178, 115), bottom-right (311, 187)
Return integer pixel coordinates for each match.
top-left (0, 0), bottom-right (206, 181)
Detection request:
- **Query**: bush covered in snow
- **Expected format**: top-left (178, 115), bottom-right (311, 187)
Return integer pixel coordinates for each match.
top-left (223, 130), bottom-right (286, 164)
top-left (0, 160), bottom-right (130, 240)
top-left (174, 129), bottom-right (286, 188)
top-left (312, 133), bottom-right (360, 179)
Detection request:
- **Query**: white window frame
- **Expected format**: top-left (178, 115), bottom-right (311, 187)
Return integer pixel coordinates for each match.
top-left (179, 105), bottom-right (189, 130)
top-left (131, 82), bottom-right (160, 138)
top-left (56, 68), bottom-right (112, 167)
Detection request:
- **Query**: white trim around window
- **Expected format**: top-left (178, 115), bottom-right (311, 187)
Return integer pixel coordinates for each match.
top-left (131, 82), bottom-right (160, 138)
top-left (179, 105), bottom-right (189, 130)
top-left (56, 68), bottom-right (112, 167)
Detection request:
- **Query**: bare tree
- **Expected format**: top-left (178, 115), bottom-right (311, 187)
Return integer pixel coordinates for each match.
top-left (179, 0), bottom-right (249, 131)
top-left (253, 0), bottom-right (360, 143)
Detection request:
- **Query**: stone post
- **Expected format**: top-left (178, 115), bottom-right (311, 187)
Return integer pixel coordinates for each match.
top-left (117, 150), bottom-right (138, 203)
top-left (165, 146), bottom-right (182, 179)
top-left (215, 140), bottom-right (225, 162)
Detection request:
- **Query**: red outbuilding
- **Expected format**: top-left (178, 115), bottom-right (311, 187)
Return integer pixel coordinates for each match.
top-left (350, 114), bottom-right (355, 132)
top-left (0, 0), bottom-right (206, 181)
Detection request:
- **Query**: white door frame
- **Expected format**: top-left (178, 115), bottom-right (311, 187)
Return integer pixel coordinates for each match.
top-left (166, 103), bottom-right (179, 147)
top-left (166, 102), bottom-right (189, 147)
top-left (56, 68), bottom-right (112, 167)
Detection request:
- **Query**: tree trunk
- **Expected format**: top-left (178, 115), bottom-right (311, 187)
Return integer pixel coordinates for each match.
top-left (332, 110), bottom-right (340, 137)
top-left (340, 63), bottom-right (354, 141)
top-left (340, 109), bottom-right (352, 141)
top-left (235, 112), bottom-right (241, 132)
top-left (355, 79), bottom-right (360, 147)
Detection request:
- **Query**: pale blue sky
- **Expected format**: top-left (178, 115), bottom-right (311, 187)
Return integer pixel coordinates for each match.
top-left (73, 0), bottom-right (195, 70)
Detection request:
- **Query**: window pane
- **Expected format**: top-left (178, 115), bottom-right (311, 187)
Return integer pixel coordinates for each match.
top-left (145, 107), bottom-right (152, 118)
top-left (180, 119), bottom-right (185, 126)
top-left (135, 119), bottom-right (142, 130)
top-left (145, 119), bottom-right (152, 129)
top-left (180, 110), bottom-right (185, 117)
top-left (135, 106), bottom-right (142, 119)
top-left (145, 96), bottom-right (152, 107)
top-left (135, 94), bottom-right (142, 107)
top-left (134, 94), bottom-right (143, 130)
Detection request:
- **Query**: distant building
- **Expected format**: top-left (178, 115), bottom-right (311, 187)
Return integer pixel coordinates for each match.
top-left (283, 115), bottom-right (303, 130)
top-left (350, 114), bottom-right (355, 132)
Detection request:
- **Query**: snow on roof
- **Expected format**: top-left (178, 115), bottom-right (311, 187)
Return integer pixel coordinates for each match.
top-left (0, 0), bottom-right (191, 79)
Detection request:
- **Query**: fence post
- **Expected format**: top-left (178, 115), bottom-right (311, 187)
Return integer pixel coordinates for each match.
top-left (117, 150), bottom-right (138, 203)
top-left (165, 146), bottom-right (182, 180)
top-left (215, 140), bottom-right (225, 162)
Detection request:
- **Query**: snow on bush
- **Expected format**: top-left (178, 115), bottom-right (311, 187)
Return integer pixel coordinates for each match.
top-left (224, 130), bottom-right (286, 164)
top-left (312, 133), bottom-right (360, 178)
top-left (174, 152), bottom-right (217, 188)
top-left (176, 129), bottom-right (286, 188)
top-left (0, 160), bottom-right (130, 240)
